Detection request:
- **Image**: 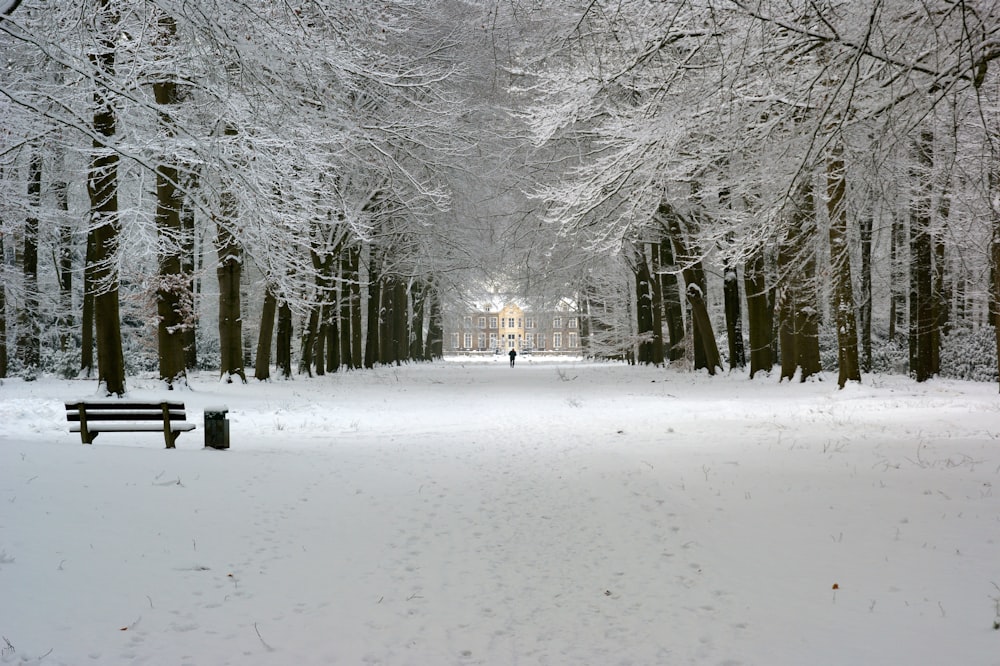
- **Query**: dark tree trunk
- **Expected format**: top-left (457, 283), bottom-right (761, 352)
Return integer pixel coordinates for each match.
top-left (88, 1), bottom-right (126, 396)
top-left (365, 245), bottom-right (382, 368)
top-left (658, 240), bottom-right (685, 362)
top-left (325, 301), bottom-right (339, 372)
top-left (54, 167), bottom-right (73, 356)
top-left (889, 212), bottom-right (907, 341)
top-left (180, 171), bottom-right (198, 370)
top-left (0, 230), bottom-right (7, 378)
top-left (17, 151), bottom-right (41, 376)
top-left (214, 122), bottom-right (245, 383)
top-left (153, 18), bottom-right (187, 387)
top-left (777, 179), bottom-right (821, 382)
top-left (276, 300), bottom-right (293, 379)
top-left (990, 165), bottom-right (1000, 394)
top-left (859, 208), bottom-right (873, 372)
top-left (744, 247), bottom-right (773, 378)
top-left (686, 284), bottom-right (723, 375)
top-left (827, 141), bottom-right (861, 388)
top-left (634, 248), bottom-right (655, 365)
top-left (722, 257), bottom-right (745, 370)
top-left (216, 221), bottom-right (245, 383)
top-left (390, 279), bottom-right (408, 365)
top-left (426, 280), bottom-right (443, 360)
top-left (410, 280), bottom-right (426, 361)
top-left (81, 229), bottom-right (96, 377)
top-left (299, 305), bottom-right (320, 376)
top-left (254, 287), bottom-right (276, 380)
top-left (338, 250), bottom-right (352, 369)
top-left (349, 245), bottom-right (363, 368)
top-left (648, 244), bottom-right (665, 364)
top-left (656, 201), bottom-right (721, 373)
top-left (909, 131), bottom-right (935, 382)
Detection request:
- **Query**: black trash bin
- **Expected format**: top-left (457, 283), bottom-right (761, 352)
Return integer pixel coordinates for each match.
top-left (204, 406), bottom-right (230, 449)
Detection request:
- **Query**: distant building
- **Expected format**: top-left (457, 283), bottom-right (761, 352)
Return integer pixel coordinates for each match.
top-left (446, 300), bottom-right (582, 355)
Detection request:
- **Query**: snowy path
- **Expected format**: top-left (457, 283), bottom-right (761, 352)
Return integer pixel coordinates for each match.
top-left (1, 361), bottom-right (998, 665)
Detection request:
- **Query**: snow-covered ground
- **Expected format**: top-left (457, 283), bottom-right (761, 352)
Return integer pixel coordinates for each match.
top-left (1, 358), bottom-right (998, 665)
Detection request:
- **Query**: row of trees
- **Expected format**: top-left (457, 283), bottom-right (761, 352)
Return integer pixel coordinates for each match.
top-left (2, 1), bottom-right (999, 393)
top-left (511, 0), bottom-right (1000, 389)
top-left (1, 0), bottom-right (506, 394)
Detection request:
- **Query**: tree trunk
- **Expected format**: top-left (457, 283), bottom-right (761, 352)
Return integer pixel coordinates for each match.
top-left (81, 228), bottom-right (95, 377)
top-left (338, 249), bottom-right (352, 369)
top-left (722, 257), bottom-right (745, 370)
top-left (658, 240), bottom-right (685, 362)
top-left (153, 17), bottom-right (187, 387)
top-left (180, 171), bottom-right (198, 370)
top-left (349, 244), bottom-right (363, 368)
top-left (634, 247), bottom-right (655, 365)
top-left (648, 244), bottom-right (665, 365)
top-left (827, 142), bottom-right (861, 388)
top-left (254, 287), bottom-right (276, 380)
top-left (17, 150), bottom-right (41, 377)
top-left (54, 165), bottom-right (73, 357)
top-left (888, 212), bottom-right (907, 341)
top-left (88, 0), bottom-right (126, 396)
top-left (656, 201), bottom-right (721, 373)
top-left (365, 244), bottom-right (382, 368)
top-left (777, 179), bottom-right (821, 382)
top-left (859, 207), bottom-right (873, 372)
top-left (990, 165), bottom-right (1000, 393)
top-left (215, 220), bottom-right (245, 383)
top-left (276, 300), bottom-right (293, 379)
top-left (686, 283), bottom-right (723, 375)
top-left (299, 305), bottom-right (320, 376)
top-left (744, 247), bottom-right (773, 378)
top-left (909, 131), bottom-right (935, 382)
top-left (0, 230), bottom-right (7, 378)
top-left (325, 301), bottom-right (339, 371)
top-left (426, 280), bottom-right (443, 360)
top-left (410, 280), bottom-right (426, 362)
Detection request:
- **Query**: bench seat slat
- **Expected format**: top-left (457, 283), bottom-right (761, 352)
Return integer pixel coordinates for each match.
top-left (70, 422), bottom-right (196, 433)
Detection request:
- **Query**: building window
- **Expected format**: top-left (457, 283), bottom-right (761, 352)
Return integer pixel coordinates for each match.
top-left (537, 335), bottom-right (545, 350)
top-left (553, 317), bottom-right (562, 328)
top-left (553, 332), bottom-right (562, 349)
top-left (489, 316), bottom-right (498, 329)
top-left (568, 317), bottom-right (578, 328)
top-left (508, 317), bottom-right (515, 328)
top-left (478, 316), bottom-right (486, 328)
top-left (464, 316), bottom-right (473, 327)
top-left (464, 333), bottom-right (472, 348)
top-left (526, 317), bottom-right (535, 329)
top-left (508, 333), bottom-right (516, 349)
top-left (489, 332), bottom-right (497, 348)
top-left (451, 333), bottom-right (459, 349)
top-left (478, 333), bottom-right (486, 349)
top-left (568, 332), bottom-right (578, 348)
top-left (526, 333), bottom-right (534, 349)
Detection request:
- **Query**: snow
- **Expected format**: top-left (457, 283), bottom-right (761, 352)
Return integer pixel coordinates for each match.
top-left (1, 359), bottom-right (999, 665)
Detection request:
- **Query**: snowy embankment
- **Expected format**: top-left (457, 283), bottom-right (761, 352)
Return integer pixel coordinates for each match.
top-left (1, 359), bottom-right (998, 665)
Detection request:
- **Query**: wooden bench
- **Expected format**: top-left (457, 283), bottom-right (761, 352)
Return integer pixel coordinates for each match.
top-left (66, 401), bottom-right (196, 448)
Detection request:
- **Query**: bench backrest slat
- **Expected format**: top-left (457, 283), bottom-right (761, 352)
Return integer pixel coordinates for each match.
top-left (65, 401), bottom-right (185, 411)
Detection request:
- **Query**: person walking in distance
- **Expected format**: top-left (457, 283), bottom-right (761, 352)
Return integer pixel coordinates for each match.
top-left (509, 348), bottom-right (517, 367)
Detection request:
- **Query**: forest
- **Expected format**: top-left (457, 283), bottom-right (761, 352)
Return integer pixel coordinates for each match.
top-left (1, 0), bottom-right (998, 394)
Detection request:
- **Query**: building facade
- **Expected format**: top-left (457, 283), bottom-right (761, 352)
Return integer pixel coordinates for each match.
top-left (447, 301), bottom-right (582, 355)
